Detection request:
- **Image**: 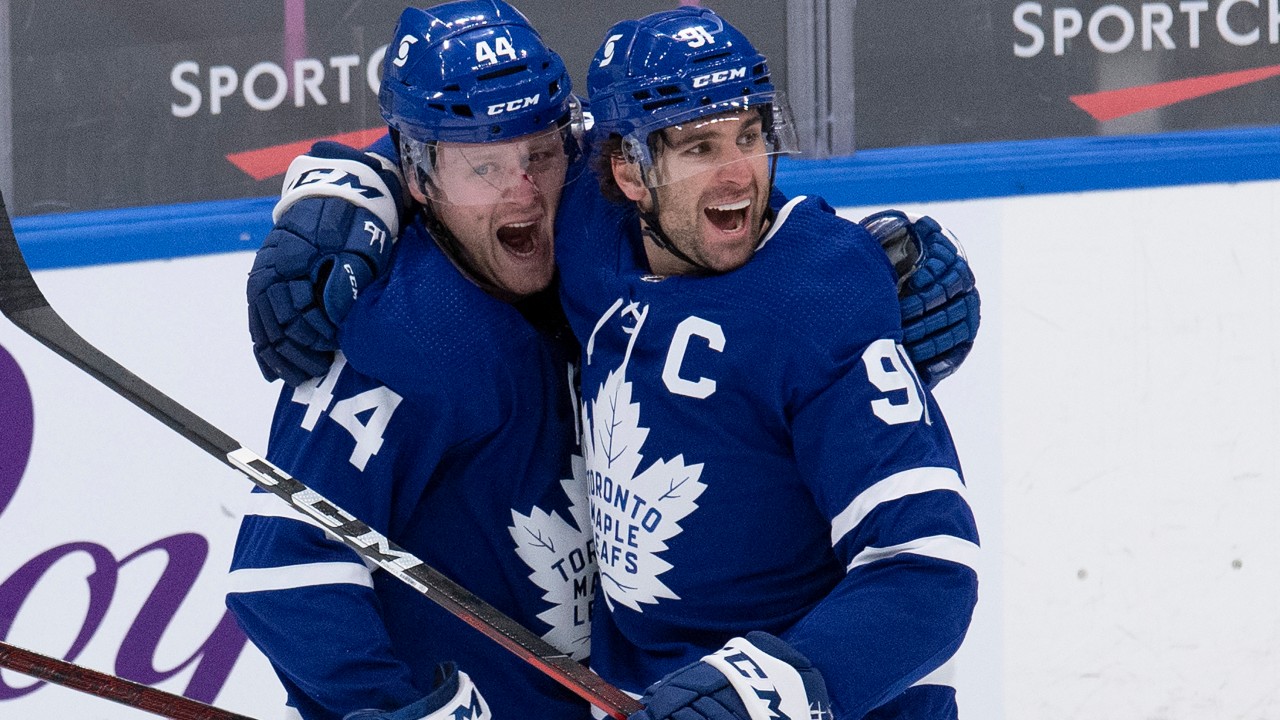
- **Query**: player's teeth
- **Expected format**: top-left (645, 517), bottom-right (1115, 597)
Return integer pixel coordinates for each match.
top-left (710, 199), bottom-right (750, 211)
top-left (505, 221), bottom-right (536, 229)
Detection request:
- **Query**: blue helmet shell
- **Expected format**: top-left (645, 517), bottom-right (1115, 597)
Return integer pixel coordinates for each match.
top-left (380, 0), bottom-right (574, 143)
top-left (587, 7), bottom-right (775, 144)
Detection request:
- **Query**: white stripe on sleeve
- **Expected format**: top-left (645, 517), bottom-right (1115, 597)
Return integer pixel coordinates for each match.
top-left (227, 561), bottom-right (374, 594)
top-left (830, 466), bottom-right (966, 547)
top-left (911, 653), bottom-right (959, 690)
top-left (236, 492), bottom-right (330, 531)
top-left (846, 534), bottom-right (980, 572)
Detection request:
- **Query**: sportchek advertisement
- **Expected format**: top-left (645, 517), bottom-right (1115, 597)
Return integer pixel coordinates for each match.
top-left (855, 0), bottom-right (1280, 147)
top-left (7, 0), bottom-right (1279, 216)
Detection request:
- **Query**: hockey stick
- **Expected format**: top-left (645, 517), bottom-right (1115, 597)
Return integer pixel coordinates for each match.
top-left (0, 640), bottom-right (256, 720)
top-left (0, 192), bottom-right (642, 720)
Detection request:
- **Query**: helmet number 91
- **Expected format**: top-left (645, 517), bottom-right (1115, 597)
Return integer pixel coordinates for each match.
top-left (673, 26), bottom-right (716, 48)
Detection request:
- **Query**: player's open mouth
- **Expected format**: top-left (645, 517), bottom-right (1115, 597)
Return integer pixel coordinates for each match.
top-left (704, 198), bottom-right (750, 235)
top-left (496, 220), bottom-right (542, 256)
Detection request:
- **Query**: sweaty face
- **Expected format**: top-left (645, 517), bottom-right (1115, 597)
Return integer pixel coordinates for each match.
top-left (640, 112), bottom-right (772, 275)
top-left (413, 130), bottom-right (569, 296)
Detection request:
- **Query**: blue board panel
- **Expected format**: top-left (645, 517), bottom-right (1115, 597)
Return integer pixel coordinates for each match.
top-left (12, 125), bottom-right (1280, 270)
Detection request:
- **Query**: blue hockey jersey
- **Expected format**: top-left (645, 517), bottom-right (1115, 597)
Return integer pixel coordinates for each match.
top-left (553, 179), bottom-right (981, 719)
top-left (227, 216), bottom-right (595, 720)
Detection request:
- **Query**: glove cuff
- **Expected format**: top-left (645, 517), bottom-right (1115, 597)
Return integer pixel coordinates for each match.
top-left (412, 666), bottom-right (491, 720)
top-left (701, 636), bottom-right (822, 720)
top-left (343, 664), bottom-right (492, 720)
top-left (275, 151), bottom-right (404, 237)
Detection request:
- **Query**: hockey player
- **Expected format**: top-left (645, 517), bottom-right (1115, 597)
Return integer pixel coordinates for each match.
top-left (226, 3), bottom-right (596, 720)
top-left (554, 8), bottom-right (981, 720)
top-left (238, 5), bottom-right (981, 720)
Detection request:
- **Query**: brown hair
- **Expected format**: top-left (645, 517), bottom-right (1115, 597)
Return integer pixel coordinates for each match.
top-left (591, 134), bottom-right (631, 205)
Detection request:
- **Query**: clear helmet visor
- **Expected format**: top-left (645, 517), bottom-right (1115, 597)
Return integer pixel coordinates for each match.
top-left (621, 91), bottom-right (799, 190)
top-left (399, 116), bottom-right (585, 207)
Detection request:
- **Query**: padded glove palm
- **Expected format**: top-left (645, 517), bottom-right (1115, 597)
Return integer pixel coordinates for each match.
top-left (863, 210), bottom-right (981, 388)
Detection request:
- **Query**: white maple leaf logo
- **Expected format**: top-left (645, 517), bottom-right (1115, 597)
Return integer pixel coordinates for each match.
top-left (582, 301), bottom-right (707, 612)
top-left (510, 470), bottom-right (595, 660)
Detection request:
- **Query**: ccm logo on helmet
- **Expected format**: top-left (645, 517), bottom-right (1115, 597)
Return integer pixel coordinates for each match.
top-left (691, 67), bottom-right (746, 88)
top-left (488, 95), bottom-right (541, 115)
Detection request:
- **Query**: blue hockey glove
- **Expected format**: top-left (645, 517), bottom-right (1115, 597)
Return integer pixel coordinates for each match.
top-left (248, 141), bottom-right (405, 385)
top-left (863, 210), bottom-right (981, 389)
top-left (343, 662), bottom-right (491, 720)
top-left (630, 632), bottom-right (831, 720)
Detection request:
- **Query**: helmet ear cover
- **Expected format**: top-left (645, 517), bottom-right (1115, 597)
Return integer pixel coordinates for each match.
top-left (389, 128), bottom-right (436, 202)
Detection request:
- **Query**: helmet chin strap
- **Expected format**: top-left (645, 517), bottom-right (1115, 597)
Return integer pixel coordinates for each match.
top-left (637, 187), bottom-right (711, 275)
top-left (638, 154), bottom-right (781, 276)
top-left (418, 204), bottom-right (525, 304)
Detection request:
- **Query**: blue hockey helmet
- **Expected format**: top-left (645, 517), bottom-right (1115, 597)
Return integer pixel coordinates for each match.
top-left (587, 7), bottom-right (798, 188)
top-left (381, 0), bottom-right (584, 205)
top-left (381, 0), bottom-right (575, 143)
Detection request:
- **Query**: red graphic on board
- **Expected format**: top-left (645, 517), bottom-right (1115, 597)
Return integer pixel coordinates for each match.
top-left (226, 127), bottom-right (387, 181)
top-left (1071, 63), bottom-right (1280, 122)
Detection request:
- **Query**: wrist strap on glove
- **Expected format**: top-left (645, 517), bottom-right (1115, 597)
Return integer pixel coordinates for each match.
top-left (343, 663), bottom-right (491, 720)
top-left (701, 634), bottom-right (826, 720)
top-left (276, 142), bottom-right (405, 237)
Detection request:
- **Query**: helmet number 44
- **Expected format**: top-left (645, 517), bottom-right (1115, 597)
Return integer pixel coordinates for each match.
top-left (476, 37), bottom-right (518, 65)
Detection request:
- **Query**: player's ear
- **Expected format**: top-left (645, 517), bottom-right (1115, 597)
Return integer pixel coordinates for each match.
top-left (611, 156), bottom-right (648, 203)
top-left (406, 181), bottom-right (431, 206)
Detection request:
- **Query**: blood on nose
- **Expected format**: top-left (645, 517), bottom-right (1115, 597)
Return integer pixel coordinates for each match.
top-left (506, 172), bottom-right (541, 199)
